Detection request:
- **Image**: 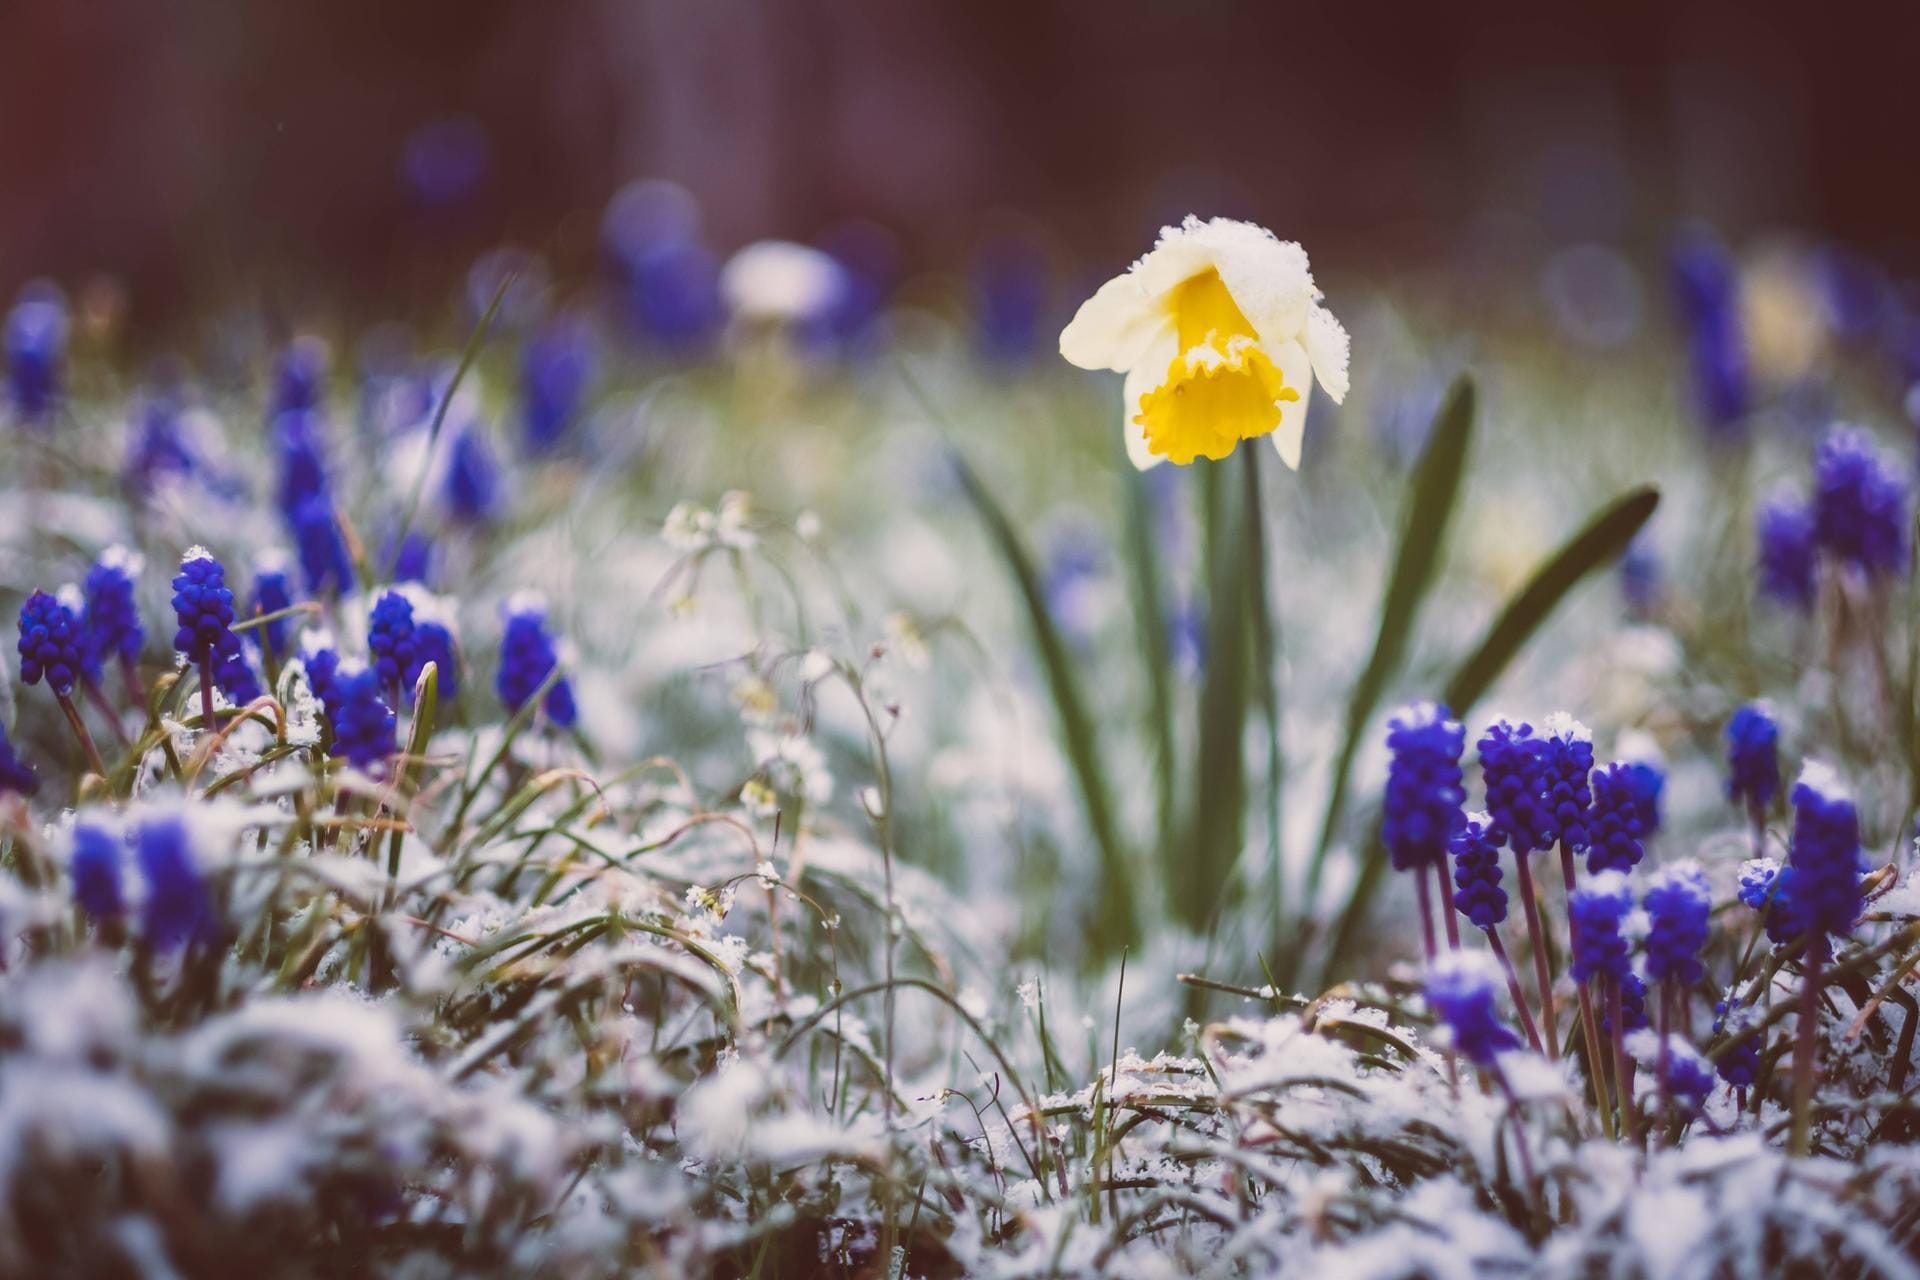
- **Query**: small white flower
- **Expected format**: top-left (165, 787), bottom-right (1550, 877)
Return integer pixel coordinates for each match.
top-left (715, 491), bottom-right (757, 551)
top-left (664, 502), bottom-right (715, 552)
top-left (1059, 215), bottom-right (1348, 470)
top-left (721, 241), bottom-right (846, 324)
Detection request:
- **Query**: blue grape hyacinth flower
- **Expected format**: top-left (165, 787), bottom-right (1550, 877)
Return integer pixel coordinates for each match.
top-left (5, 288), bottom-right (68, 423)
top-left (1660, 1037), bottom-right (1718, 1118)
top-left (1424, 952), bottom-right (1522, 1067)
top-left (1726, 702), bottom-right (1781, 817)
top-left (367, 589), bottom-right (421, 698)
top-left (300, 632), bottom-right (345, 725)
top-left (1479, 719), bottom-right (1555, 855)
top-left (272, 337), bottom-right (329, 417)
top-left (170, 549), bottom-right (247, 676)
top-left (1643, 861), bottom-right (1712, 986)
top-left (1756, 492), bottom-right (1818, 610)
top-left (1449, 811), bottom-right (1507, 929)
top-left (1383, 702), bottom-right (1466, 872)
top-left (82, 547), bottom-right (145, 673)
top-left (1669, 230), bottom-right (1750, 439)
top-left (135, 812), bottom-right (215, 949)
top-left (415, 619), bottom-right (459, 702)
top-left (0, 723), bottom-right (39, 798)
top-left (1812, 425), bottom-right (1909, 578)
top-left (1786, 762), bottom-right (1865, 949)
top-left (330, 662), bottom-right (396, 773)
top-left (17, 588), bottom-right (85, 697)
top-left (247, 554), bottom-right (296, 661)
top-left (1713, 999), bottom-right (1763, 1089)
top-left (1585, 761), bottom-right (1647, 875)
top-left (521, 319), bottom-right (596, 453)
top-left (1540, 713), bottom-right (1594, 853)
top-left (70, 821), bottom-right (127, 922)
top-left (445, 427), bottom-right (501, 524)
top-left (292, 497), bottom-right (356, 598)
top-left (1568, 870), bottom-right (1634, 985)
top-left (497, 595), bottom-right (577, 729)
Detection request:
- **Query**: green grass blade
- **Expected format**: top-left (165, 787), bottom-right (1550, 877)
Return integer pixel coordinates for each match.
top-left (1441, 484), bottom-right (1661, 715)
top-left (949, 448), bottom-right (1140, 951)
top-left (1303, 377), bottom-right (1476, 907)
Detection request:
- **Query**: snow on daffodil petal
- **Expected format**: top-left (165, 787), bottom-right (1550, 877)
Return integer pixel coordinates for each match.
top-left (1060, 216), bottom-right (1349, 470)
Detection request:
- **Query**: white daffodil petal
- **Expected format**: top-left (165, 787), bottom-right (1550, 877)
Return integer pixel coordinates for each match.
top-left (1264, 336), bottom-right (1315, 470)
top-left (1060, 275), bottom-right (1169, 373)
top-left (1303, 303), bottom-right (1350, 404)
top-left (1120, 330), bottom-right (1178, 471)
top-left (1157, 216), bottom-right (1315, 346)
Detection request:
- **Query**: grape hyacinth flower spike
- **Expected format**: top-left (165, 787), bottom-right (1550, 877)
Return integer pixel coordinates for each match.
top-left (5, 287), bottom-right (69, 425)
top-left (367, 589), bottom-right (421, 706)
top-left (170, 547), bottom-right (249, 728)
top-left (16, 588), bottom-right (106, 776)
top-left (1726, 701), bottom-right (1780, 856)
top-left (1478, 716), bottom-right (1560, 1054)
top-left (136, 811), bottom-right (216, 950)
top-left (247, 552), bottom-right (297, 672)
top-left (1756, 491), bottom-right (1817, 612)
top-left (1643, 860), bottom-right (1712, 1133)
top-left (1785, 762), bottom-right (1864, 1156)
top-left (329, 662), bottom-right (396, 777)
top-left (83, 546), bottom-right (147, 711)
top-left (1811, 425), bottom-right (1909, 580)
top-left (1585, 761), bottom-right (1647, 876)
top-left (0, 722), bottom-right (39, 799)
top-left (497, 595), bottom-right (577, 730)
top-left (70, 820), bottom-right (127, 927)
top-left (1450, 812), bottom-right (1542, 1052)
top-left (1382, 701), bottom-right (1466, 958)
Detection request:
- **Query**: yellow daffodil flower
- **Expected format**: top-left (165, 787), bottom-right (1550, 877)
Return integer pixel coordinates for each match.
top-left (1059, 216), bottom-right (1349, 469)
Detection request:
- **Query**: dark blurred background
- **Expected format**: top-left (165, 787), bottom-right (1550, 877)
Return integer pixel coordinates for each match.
top-left (4, 0), bottom-right (1918, 333)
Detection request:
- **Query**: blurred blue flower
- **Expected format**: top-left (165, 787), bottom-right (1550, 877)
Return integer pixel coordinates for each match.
top-left (5, 288), bottom-right (68, 423)
top-left (272, 338), bottom-right (329, 418)
top-left (70, 822), bottom-right (125, 921)
top-left (1725, 702), bottom-right (1781, 814)
top-left (1643, 862), bottom-right (1711, 986)
top-left (1601, 970), bottom-right (1649, 1037)
top-left (136, 813), bottom-right (215, 949)
top-left (1670, 230), bottom-right (1749, 439)
top-left (0, 723), bottom-right (39, 798)
top-left (1660, 1038), bottom-right (1717, 1117)
top-left (1756, 492), bottom-right (1818, 610)
top-left (521, 319), bottom-right (597, 453)
top-left (390, 530), bottom-right (435, 586)
top-left (1424, 954), bottom-right (1521, 1066)
top-left (124, 391), bottom-right (196, 493)
top-left (331, 665), bottom-right (395, 772)
top-left (1812, 425), bottom-right (1909, 577)
top-left (1786, 762), bottom-right (1865, 947)
top-left (445, 428), bottom-right (501, 524)
top-left (402, 116), bottom-right (491, 209)
top-left (1618, 540), bottom-right (1660, 621)
top-left (415, 620), bottom-right (459, 702)
top-left (1622, 758), bottom-right (1665, 836)
top-left (82, 548), bottom-right (145, 670)
top-left (292, 497), bottom-right (355, 598)
top-left (973, 234), bottom-right (1050, 364)
top-left (603, 181), bottom-right (719, 351)
top-left (497, 598), bottom-right (576, 729)
top-left (247, 560), bottom-right (295, 661)
top-left (1713, 999), bottom-right (1761, 1088)
top-left (1568, 870), bottom-right (1634, 984)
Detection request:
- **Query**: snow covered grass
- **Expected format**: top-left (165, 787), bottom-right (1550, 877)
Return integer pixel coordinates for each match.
top-left (2, 249), bottom-right (1920, 1277)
